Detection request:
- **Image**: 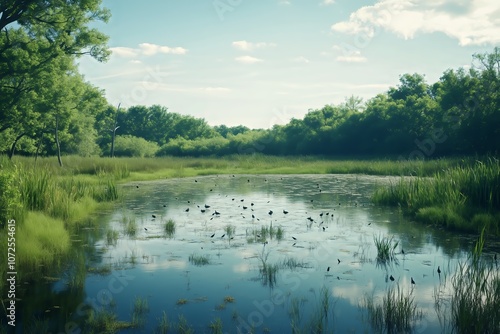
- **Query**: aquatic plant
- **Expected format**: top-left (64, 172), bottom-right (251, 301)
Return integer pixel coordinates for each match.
top-left (189, 253), bottom-right (211, 266)
top-left (164, 219), bottom-right (176, 237)
top-left (208, 317), bottom-right (224, 334)
top-left (106, 229), bottom-right (119, 246)
top-left (85, 308), bottom-right (133, 333)
top-left (364, 285), bottom-right (423, 333)
top-left (224, 224), bottom-right (236, 239)
top-left (132, 296), bottom-right (149, 327)
top-left (374, 235), bottom-right (399, 262)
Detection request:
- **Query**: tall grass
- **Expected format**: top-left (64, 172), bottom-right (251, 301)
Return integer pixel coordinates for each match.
top-left (132, 296), bottom-right (149, 327)
top-left (373, 158), bottom-right (500, 234)
top-left (450, 229), bottom-right (500, 333)
top-left (374, 235), bottom-right (399, 263)
top-left (289, 287), bottom-right (335, 333)
top-left (164, 219), bottom-right (176, 237)
top-left (364, 285), bottom-right (423, 333)
top-left (189, 253), bottom-right (211, 266)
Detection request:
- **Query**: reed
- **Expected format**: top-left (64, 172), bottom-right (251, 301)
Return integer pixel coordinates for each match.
top-left (208, 318), bottom-right (224, 334)
top-left (164, 219), bottom-right (176, 237)
top-left (374, 235), bottom-right (399, 263)
top-left (155, 311), bottom-right (170, 334)
top-left (364, 285), bottom-right (423, 333)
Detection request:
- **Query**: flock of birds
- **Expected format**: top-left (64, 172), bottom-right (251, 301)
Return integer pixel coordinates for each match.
top-left (134, 175), bottom-right (488, 287)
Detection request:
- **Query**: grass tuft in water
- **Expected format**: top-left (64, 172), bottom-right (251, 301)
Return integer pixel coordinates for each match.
top-left (374, 235), bottom-right (399, 263)
top-left (85, 308), bottom-right (134, 333)
top-left (189, 253), bottom-right (210, 266)
top-left (364, 285), bottom-right (423, 333)
top-left (176, 298), bottom-right (189, 305)
top-left (258, 249), bottom-right (279, 287)
top-left (123, 216), bottom-right (137, 237)
top-left (164, 219), bottom-right (176, 237)
top-left (176, 315), bottom-right (194, 334)
top-left (155, 311), bottom-right (170, 334)
top-left (281, 256), bottom-right (308, 270)
top-left (132, 296), bottom-right (149, 327)
top-left (106, 229), bottom-right (119, 246)
top-left (451, 228), bottom-right (500, 333)
top-left (208, 318), bottom-right (224, 334)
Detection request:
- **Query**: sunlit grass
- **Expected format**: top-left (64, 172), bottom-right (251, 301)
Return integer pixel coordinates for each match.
top-left (85, 308), bottom-right (134, 333)
top-left (373, 158), bottom-right (500, 234)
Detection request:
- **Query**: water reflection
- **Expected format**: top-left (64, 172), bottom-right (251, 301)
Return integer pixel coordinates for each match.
top-left (13, 174), bottom-right (500, 333)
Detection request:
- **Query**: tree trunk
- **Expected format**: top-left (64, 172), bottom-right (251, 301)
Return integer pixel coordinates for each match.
top-left (110, 103), bottom-right (121, 158)
top-left (34, 133), bottom-right (44, 165)
top-left (55, 115), bottom-right (63, 167)
top-left (8, 132), bottom-right (26, 160)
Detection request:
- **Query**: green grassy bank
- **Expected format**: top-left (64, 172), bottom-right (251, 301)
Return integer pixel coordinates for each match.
top-left (372, 158), bottom-right (500, 235)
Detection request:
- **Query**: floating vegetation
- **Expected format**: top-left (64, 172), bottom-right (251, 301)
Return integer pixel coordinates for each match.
top-left (176, 299), bottom-right (189, 306)
top-left (85, 308), bottom-right (134, 333)
top-left (87, 264), bottom-right (112, 276)
top-left (224, 224), bottom-right (236, 239)
top-left (176, 315), bottom-right (194, 334)
top-left (189, 253), bottom-right (211, 266)
top-left (164, 219), bottom-right (176, 237)
top-left (374, 235), bottom-right (399, 263)
top-left (123, 216), bottom-right (137, 237)
top-left (224, 296), bottom-right (235, 303)
top-left (364, 285), bottom-right (423, 333)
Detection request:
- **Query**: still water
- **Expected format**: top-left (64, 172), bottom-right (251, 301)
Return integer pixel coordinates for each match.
top-left (11, 174), bottom-right (500, 333)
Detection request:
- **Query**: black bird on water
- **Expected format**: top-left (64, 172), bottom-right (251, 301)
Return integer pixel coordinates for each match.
top-left (283, 210), bottom-right (288, 214)
top-left (221, 234), bottom-right (225, 238)
top-left (251, 203), bottom-right (254, 206)
top-left (201, 209), bottom-right (206, 213)
top-left (152, 214), bottom-right (156, 219)
top-left (411, 277), bottom-right (416, 285)
top-left (211, 233), bottom-right (215, 238)
top-left (269, 210), bottom-right (273, 215)
top-left (185, 208), bottom-right (189, 212)
top-left (437, 266), bottom-right (441, 275)
top-left (322, 227), bottom-right (326, 231)
top-left (401, 248), bottom-right (405, 255)
top-left (337, 259), bottom-right (341, 264)
top-left (252, 214), bottom-right (255, 219)
top-left (307, 217), bottom-right (314, 222)
top-left (389, 275), bottom-right (395, 281)
top-left (243, 206), bottom-right (248, 210)
top-left (205, 204), bottom-right (210, 208)
top-left (144, 227), bottom-right (148, 231)
top-left (292, 236), bottom-right (297, 240)
top-left (136, 185), bottom-right (139, 188)
top-left (214, 210), bottom-right (220, 215)
top-left (327, 266), bottom-right (330, 272)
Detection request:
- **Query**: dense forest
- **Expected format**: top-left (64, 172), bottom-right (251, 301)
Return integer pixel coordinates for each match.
top-left (1, 1), bottom-right (499, 160)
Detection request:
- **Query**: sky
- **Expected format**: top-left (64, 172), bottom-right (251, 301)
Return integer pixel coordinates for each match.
top-left (78, 0), bottom-right (500, 129)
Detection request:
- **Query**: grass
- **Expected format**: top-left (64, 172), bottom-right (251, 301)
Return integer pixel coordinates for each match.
top-left (450, 229), bottom-right (500, 333)
top-left (258, 249), bottom-right (279, 287)
top-left (156, 311), bottom-right (170, 334)
top-left (364, 285), bottom-right (423, 333)
top-left (224, 224), bottom-right (236, 240)
top-left (373, 235), bottom-right (399, 263)
top-left (189, 253), bottom-right (211, 266)
top-left (106, 229), bottom-right (119, 246)
top-left (373, 158), bottom-right (500, 234)
top-left (280, 256), bottom-right (309, 270)
top-left (176, 299), bottom-right (189, 305)
top-left (85, 308), bottom-right (134, 333)
top-left (288, 287), bottom-right (336, 334)
top-left (123, 216), bottom-right (138, 237)
top-left (208, 318), bottom-right (224, 334)
top-left (132, 296), bottom-right (149, 327)
top-left (164, 219), bottom-right (176, 237)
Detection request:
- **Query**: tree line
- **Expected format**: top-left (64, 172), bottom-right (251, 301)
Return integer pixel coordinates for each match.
top-left (1, 1), bottom-right (499, 160)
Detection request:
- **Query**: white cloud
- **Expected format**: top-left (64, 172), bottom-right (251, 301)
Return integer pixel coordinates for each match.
top-left (232, 40), bottom-right (276, 51)
top-left (331, 0), bottom-right (500, 46)
top-left (292, 56), bottom-right (310, 63)
top-left (336, 51), bottom-right (367, 63)
top-left (110, 47), bottom-right (138, 58)
top-left (235, 56), bottom-right (263, 64)
top-left (321, 0), bottom-right (335, 6)
top-left (110, 43), bottom-right (188, 58)
top-left (139, 43), bottom-right (188, 55)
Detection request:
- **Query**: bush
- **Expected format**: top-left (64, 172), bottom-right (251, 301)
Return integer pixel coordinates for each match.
top-left (112, 135), bottom-right (159, 157)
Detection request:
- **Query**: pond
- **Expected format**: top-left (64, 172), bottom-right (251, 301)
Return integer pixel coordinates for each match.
top-left (11, 174), bottom-right (500, 333)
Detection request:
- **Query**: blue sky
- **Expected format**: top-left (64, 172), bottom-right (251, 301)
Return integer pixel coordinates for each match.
top-left (78, 0), bottom-right (500, 129)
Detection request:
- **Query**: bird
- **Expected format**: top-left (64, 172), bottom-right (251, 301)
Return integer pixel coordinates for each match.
top-left (292, 236), bottom-right (297, 240)
top-left (136, 185), bottom-right (139, 188)
top-left (211, 233), bottom-right (215, 238)
top-left (243, 206), bottom-right (248, 210)
top-left (268, 210), bottom-right (273, 215)
top-left (205, 204), bottom-right (210, 208)
top-left (251, 203), bottom-right (254, 206)
top-left (252, 214), bottom-right (255, 219)
top-left (152, 214), bottom-right (156, 219)
top-left (240, 199), bottom-right (244, 202)
top-left (389, 275), bottom-right (395, 281)
top-left (337, 259), bottom-right (341, 264)
top-left (437, 266), bottom-right (441, 275)
top-left (322, 227), bottom-right (326, 231)
top-left (144, 227), bottom-right (148, 231)
top-left (247, 179), bottom-right (250, 182)
top-left (185, 208), bottom-right (189, 212)
top-left (320, 213), bottom-right (323, 217)
top-left (307, 217), bottom-right (314, 222)
top-left (195, 179), bottom-right (197, 182)
top-left (327, 266), bottom-right (330, 272)
top-left (283, 210), bottom-right (288, 214)
top-left (411, 277), bottom-right (415, 285)
top-left (214, 210), bottom-right (220, 215)
top-left (401, 248), bottom-right (405, 255)
top-left (201, 209), bottom-right (206, 213)
top-left (221, 234), bottom-right (225, 238)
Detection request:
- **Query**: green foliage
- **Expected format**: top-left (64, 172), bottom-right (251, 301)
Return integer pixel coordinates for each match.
top-left (112, 135), bottom-right (159, 157)
top-left (164, 219), bottom-right (176, 237)
top-left (373, 235), bottom-right (399, 263)
top-left (0, 163), bottom-right (24, 225)
top-left (373, 158), bottom-right (500, 234)
top-left (189, 253), bottom-right (210, 266)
